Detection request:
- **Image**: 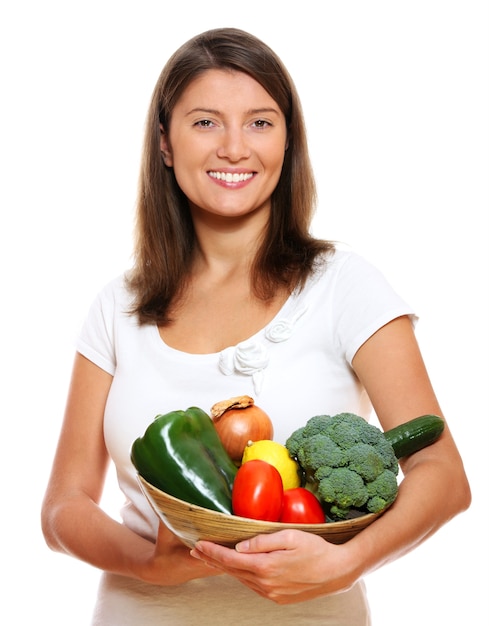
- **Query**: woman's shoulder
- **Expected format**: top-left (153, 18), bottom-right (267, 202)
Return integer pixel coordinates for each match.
top-left (87, 272), bottom-right (135, 316)
top-left (302, 246), bottom-right (404, 305)
top-left (310, 247), bottom-right (377, 284)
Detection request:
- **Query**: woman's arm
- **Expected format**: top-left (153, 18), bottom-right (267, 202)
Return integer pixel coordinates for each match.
top-left (41, 353), bottom-right (220, 585)
top-left (190, 316), bottom-right (471, 602)
top-left (344, 315), bottom-right (471, 567)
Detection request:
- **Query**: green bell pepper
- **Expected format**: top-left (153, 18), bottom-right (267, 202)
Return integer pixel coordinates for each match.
top-left (131, 406), bottom-right (237, 514)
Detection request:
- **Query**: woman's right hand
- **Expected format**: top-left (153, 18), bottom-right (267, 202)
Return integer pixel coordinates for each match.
top-left (142, 522), bottom-right (224, 586)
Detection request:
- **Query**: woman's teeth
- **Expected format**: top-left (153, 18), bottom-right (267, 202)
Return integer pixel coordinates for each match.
top-left (209, 171), bottom-right (253, 182)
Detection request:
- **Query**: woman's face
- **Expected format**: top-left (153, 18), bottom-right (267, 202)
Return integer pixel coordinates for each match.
top-left (161, 69), bottom-right (288, 222)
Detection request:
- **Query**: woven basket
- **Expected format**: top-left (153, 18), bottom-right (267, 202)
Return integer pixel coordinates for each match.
top-left (137, 475), bottom-right (384, 548)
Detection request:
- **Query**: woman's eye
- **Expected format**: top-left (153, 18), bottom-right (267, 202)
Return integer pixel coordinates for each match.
top-left (195, 119), bottom-right (214, 128)
top-left (252, 119), bottom-right (271, 129)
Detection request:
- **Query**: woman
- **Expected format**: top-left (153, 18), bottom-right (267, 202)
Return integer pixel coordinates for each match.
top-left (41, 27), bottom-right (471, 625)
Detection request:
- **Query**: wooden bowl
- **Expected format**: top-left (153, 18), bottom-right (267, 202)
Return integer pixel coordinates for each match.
top-left (137, 475), bottom-right (385, 548)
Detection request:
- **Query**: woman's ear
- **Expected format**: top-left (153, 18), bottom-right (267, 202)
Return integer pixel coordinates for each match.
top-left (159, 124), bottom-right (173, 166)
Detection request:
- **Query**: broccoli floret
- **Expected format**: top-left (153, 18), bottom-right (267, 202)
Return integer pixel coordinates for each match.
top-left (346, 443), bottom-right (386, 482)
top-left (317, 467), bottom-right (369, 511)
top-left (373, 436), bottom-right (400, 475)
top-left (314, 465), bottom-right (333, 481)
top-left (297, 434), bottom-right (346, 472)
top-left (302, 414), bottom-right (332, 437)
top-left (322, 412), bottom-right (372, 449)
top-left (285, 413), bottom-right (400, 520)
top-left (366, 470), bottom-right (399, 513)
top-left (329, 504), bottom-right (353, 520)
top-left (285, 425), bottom-right (306, 458)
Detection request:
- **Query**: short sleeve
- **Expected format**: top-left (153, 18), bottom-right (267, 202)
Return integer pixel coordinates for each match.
top-left (331, 253), bottom-right (417, 364)
top-left (75, 277), bottom-right (124, 376)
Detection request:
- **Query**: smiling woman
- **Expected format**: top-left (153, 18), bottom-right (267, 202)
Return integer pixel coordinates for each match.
top-left (40, 25), bottom-right (471, 626)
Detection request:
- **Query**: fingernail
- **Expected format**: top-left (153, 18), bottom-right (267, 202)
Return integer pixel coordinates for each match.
top-left (235, 540), bottom-right (249, 552)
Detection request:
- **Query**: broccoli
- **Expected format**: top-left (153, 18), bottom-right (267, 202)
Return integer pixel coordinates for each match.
top-left (285, 413), bottom-right (399, 520)
top-left (365, 470), bottom-right (399, 513)
top-left (297, 434), bottom-right (346, 472)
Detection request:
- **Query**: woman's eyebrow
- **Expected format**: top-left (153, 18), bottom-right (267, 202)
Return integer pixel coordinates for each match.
top-left (184, 107), bottom-right (281, 117)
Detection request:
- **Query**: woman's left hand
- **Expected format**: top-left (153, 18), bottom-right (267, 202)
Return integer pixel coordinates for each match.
top-left (190, 529), bottom-right (356, 604)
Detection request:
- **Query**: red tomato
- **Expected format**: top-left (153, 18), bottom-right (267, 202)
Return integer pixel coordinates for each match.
top-left (232, 459), bottom-right (283, 521)
top-left (279, 488), bottom-right (326, 524)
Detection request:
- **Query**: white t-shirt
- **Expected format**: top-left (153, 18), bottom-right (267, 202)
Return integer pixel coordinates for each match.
top-left (77, 249), bottom-right (415, 625)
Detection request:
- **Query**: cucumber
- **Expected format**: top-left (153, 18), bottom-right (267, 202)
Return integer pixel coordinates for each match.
top-left (383, 414), bottom-right (445, 459)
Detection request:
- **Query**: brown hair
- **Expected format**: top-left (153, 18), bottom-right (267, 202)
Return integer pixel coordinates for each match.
top-left (127, 27), bottom-right (334, 324)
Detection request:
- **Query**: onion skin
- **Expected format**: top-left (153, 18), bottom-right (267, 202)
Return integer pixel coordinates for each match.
top-left (211, 399), bottom-right (274, 464)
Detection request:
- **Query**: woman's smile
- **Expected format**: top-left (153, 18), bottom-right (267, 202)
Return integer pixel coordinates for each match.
top-left (207, 170), bottom-right (255, 185)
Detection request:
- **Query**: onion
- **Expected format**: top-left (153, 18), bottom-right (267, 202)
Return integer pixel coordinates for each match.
top-left (210, 395), bottom-right (274, 464)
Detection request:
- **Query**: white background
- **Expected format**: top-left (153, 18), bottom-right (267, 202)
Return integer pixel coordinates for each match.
top-left (1, 1), bottom-right (488, 624)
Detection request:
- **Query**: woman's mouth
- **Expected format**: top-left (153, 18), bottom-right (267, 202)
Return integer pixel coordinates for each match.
top-left (208, 171), bottom-right (254, 183)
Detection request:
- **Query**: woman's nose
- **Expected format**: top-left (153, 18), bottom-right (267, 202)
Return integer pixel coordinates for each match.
top-left (216, 127), bottom-right (251, 161)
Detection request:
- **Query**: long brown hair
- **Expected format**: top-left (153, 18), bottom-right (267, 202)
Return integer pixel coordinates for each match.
top-left (127, 27), bottom-right (333, 324)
